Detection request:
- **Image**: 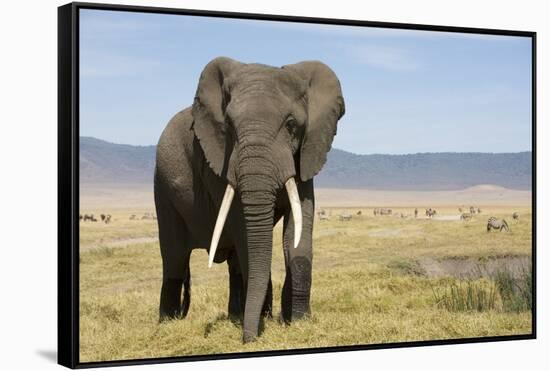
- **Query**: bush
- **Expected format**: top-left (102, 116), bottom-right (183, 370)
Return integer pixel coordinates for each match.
top-left (493, 266), bottom-right (532, 312)
top-left (432, 265), bottom-right (533, 313)
top-left (432, 280), bottom-right (498, 312)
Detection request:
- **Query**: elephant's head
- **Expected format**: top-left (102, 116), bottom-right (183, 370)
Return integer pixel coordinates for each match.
top-left (192, 57), bottom-right (345, 341)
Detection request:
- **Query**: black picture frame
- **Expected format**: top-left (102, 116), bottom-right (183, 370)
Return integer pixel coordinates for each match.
top-left (58, 2), bottom-right (537, 369)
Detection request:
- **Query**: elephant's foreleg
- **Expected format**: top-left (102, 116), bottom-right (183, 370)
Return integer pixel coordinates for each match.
top-left (156, 187), bottom-right (191, 321)
top-left (281, 179), bottom-right (314, 323)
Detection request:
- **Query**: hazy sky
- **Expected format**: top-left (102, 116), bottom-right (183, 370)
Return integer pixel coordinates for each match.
top-left (80, 9), bottom-right (532, 154)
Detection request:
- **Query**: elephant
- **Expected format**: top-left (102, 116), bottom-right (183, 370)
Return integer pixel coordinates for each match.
top-left (154, 57), bottom-right (345, 343)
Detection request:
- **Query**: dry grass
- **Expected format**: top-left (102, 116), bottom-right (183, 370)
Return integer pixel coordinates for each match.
top-left (79, 199), bottom-right (532, 363)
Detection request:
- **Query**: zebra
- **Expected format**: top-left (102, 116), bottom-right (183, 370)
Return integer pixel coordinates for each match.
top-left (339, 213), bottom-right (352, 221)
top-left (512, 212), bottom-right (519, 220)
top-left (477, 208), bottom-right (482, 214)
top-left (425, 208), bottom-right (437, 218)
top-left (104, 214), bottom-right (112, 224)
top-left (373, 208), bottom-right (379, 216)
top-left (458, 207), bottom-right (463, 213)
top-left (318, 214), bottom-right (330, 221)
top-left (469, 206), bottom-right (476, 214)
top-left (460, 212), bottom-right (473, 221)
top-left (487, 217), bottom-right (509, 232)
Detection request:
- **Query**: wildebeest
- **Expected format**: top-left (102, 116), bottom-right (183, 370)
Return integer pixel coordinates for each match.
top-left (83, 214), bottom-right (96, 222)
top-left (512, 212), bottom-right (519, 220)
top-left (141, 212), bottom-right (157, 220)
top-left (79, 214), bottom-right (83, 221)
top-left (414, 208), bottom-right (418, 218)
top-left (458, 207), bottom-right (463, 213)
top-left (356, 210), bottom-right (362, 216)
top-left (339, 213), bottom-right (352, 221)
top-left (373, 208), bottom-right (379, 216)
top-left (379, 208), bottom-right (392, 216)
top-left (100, 214), bottom-right (106, 222)
top-left (425, 208), bottom-right (437, 218)
top-left (460, 213), bottom-right (473, 221)
top-left (129, 214), bottom-right (137, 220)
top-left (477, 208), bottom-right (482, 214)
top-left (487, 217), bottom-right (509, 232)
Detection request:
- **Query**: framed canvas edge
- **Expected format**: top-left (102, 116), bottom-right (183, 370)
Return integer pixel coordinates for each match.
top-left (57, 2), bottom-right (537, 369)
top-left (58, 2), bottom-right (80, 369)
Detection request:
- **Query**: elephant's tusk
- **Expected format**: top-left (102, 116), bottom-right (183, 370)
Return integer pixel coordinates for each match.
top-left (285, 178), bottom-right (302, 248)
top-left (208, 184), bottom-right (235, 268)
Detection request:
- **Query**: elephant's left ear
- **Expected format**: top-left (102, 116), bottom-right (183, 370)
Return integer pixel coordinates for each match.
top-left (282, 61), bottom-right (345, 181)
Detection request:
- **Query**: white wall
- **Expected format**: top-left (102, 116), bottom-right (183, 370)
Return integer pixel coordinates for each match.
top-left (0, 1), bottom-right (546, 370)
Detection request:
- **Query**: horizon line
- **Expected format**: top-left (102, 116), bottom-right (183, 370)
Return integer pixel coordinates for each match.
top-left (80, 136), bottom-right (533, 156)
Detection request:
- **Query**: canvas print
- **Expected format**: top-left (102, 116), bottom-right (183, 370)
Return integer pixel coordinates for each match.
top-left (78, 8), bottom-right (533, 363)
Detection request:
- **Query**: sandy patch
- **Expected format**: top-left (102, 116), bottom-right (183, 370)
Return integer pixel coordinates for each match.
top-left (315, 186), bottom-right (531, 208)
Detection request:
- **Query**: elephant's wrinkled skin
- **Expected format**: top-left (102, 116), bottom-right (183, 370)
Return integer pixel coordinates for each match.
top-left (154, 57), bottom-right (345, 343)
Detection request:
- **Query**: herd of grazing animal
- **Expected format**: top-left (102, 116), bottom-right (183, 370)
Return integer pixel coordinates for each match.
top-left (80, 214), bottom-right (98, 222)
top-left (373, 208), bottom-right (392, 216)
top-left (459, 206), bottom-right (482, 214)
top-left (130, 212), bottom-right (157, 220)
top-left (80, 212), bottom-right (157, 223)
top-left (80, 213), bottom-right (111, 223)
top-left (317, 206), bottom-right (521, 234)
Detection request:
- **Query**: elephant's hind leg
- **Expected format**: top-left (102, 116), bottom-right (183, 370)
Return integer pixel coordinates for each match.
top-left (155, 188), bottom-right (191, 322)
top-left (227, 251), bottom-right (245, 321)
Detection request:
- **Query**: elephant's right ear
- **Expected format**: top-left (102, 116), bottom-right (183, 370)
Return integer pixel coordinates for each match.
top-left (192, 57), bottom-right (242, 176)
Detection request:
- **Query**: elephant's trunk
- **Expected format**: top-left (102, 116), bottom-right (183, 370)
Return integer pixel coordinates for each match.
top-left (241, 199), bottom-right (274, 342)
top-left (238, 146), bottom-right (277, 343)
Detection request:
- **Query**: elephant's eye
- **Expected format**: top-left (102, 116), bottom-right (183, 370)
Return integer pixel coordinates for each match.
top-left (285, 116), bottom-right (297, 133)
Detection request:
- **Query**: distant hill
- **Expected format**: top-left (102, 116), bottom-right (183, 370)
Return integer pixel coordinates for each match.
top-left (80, 137), bottom-right (532, 190)
top-left (317, 149), bottom-right (532, 190)
top-left (80, 137), bottom-right (156, 184)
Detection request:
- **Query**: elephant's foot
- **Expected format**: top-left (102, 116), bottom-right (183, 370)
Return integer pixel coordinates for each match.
top-left (243, 330), bottom-right (257, 344)
top-left (281, 256), bottom-right (312, 324)
top-left (159, 278), bottom-right (185, 321)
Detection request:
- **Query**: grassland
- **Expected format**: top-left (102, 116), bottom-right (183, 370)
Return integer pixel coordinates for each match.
top-left (79, 187), bottom-right (532, 363)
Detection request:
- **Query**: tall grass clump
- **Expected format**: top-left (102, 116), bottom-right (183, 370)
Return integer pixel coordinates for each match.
top-left (494, 266), bottom-right (532, 312)
top-left (432, 280), bottom-right (498, 312)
